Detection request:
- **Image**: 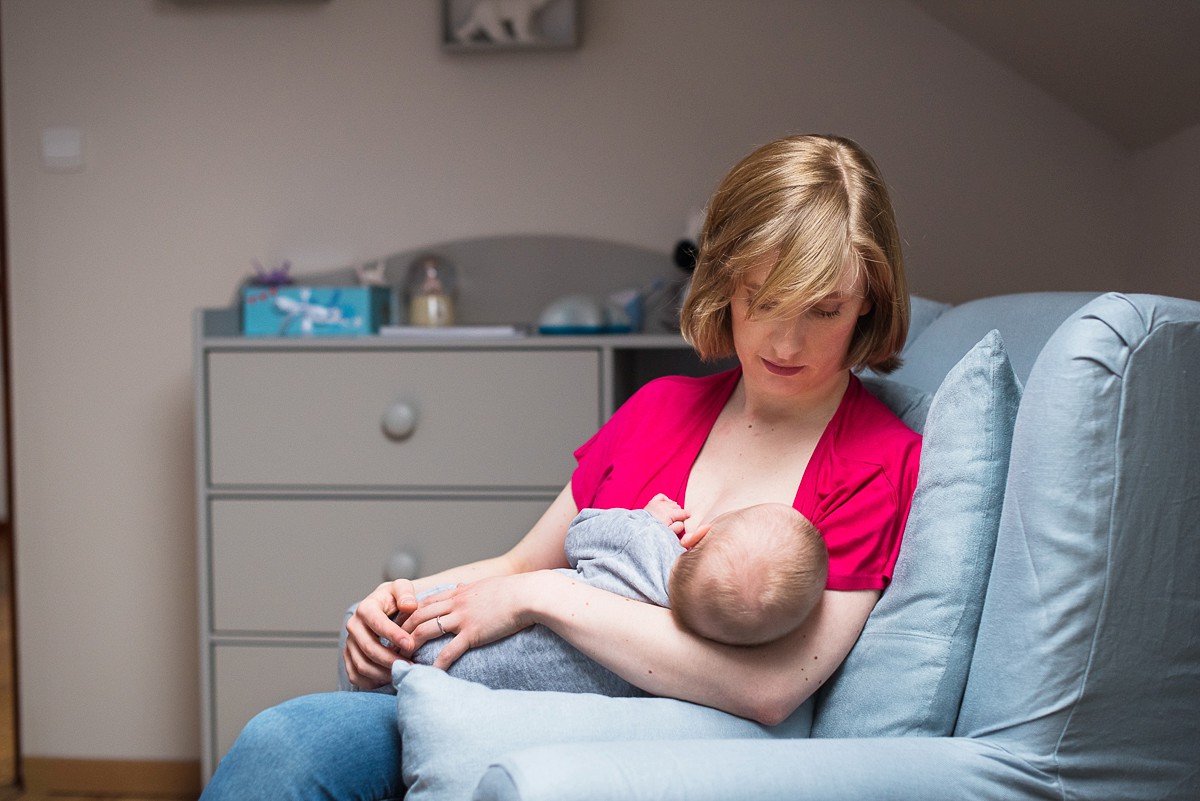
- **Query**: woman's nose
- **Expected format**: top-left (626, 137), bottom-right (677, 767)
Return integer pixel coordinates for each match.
top-left (770, 318), bottom-right (807, 358)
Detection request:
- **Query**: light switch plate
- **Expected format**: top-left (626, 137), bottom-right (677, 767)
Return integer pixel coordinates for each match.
top-left (41, 126), bottom-right (85, 171)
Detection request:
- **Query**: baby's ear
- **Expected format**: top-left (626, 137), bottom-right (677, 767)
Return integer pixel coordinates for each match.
top-left (680, 524), bottom-right (711, 550)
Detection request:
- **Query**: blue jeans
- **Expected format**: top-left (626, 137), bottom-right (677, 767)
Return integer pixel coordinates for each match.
top-left (200, 691), bottom-right (404, 800)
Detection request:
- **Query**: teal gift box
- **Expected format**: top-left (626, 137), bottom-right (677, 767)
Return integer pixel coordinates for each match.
top-left (242, 286), bottom-right (391, 336)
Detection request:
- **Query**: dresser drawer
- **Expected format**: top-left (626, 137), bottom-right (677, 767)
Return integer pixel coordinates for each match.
top-left (206, 349), bottom-right (601, 487)
top-left (213, 644), bottom-right (338, 760)
top-left (209, 497), bottom-right (548, 634)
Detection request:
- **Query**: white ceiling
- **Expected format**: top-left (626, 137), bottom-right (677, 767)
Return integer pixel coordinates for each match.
top-left (908, 0), bottom-right (1200, 150)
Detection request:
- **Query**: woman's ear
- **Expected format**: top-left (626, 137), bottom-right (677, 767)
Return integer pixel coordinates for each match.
top-left (680, 523), bottom-right (712, 550)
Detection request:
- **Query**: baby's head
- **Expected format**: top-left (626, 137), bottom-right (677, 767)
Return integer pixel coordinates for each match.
top-left (668, 503), bottom-right (827, 646)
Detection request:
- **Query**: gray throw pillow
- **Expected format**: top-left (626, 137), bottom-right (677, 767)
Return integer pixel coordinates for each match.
top-left (394, 661), bottom-right (812, 801)
top-left (812, 330), bottom-right (1021, 737)
top-left (860, 375), bottom-right (932, 434)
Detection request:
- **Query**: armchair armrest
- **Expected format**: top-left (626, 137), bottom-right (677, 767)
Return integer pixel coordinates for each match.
top-left (475, 737), bottom-right (1050, 801)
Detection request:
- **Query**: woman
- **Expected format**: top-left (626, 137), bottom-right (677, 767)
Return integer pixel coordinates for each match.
top-left (203, 134), bottom-right (921, 800)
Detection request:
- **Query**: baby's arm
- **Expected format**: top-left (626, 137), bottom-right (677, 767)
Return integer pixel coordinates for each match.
top-left (643, 493), bottom-right (689, 535)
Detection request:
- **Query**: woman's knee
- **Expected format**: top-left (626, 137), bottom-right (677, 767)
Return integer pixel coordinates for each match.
top-left (233, 701), bottom-right (311, 764)
top-left (203, 700), bottom-right (320, 798)
top-left (203, 692), bottom-right (403, 801)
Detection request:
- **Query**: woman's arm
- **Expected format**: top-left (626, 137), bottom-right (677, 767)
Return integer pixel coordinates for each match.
top-left (341, 483), bottom-right (578, 689)
top-left (538, 578), bottom-right (878, 724)
top-left (413, 568), bottom-right (877, 725)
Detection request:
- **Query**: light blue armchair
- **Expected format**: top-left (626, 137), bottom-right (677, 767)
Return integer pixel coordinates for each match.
top-left (386, 291), bottom-right (1200, 801)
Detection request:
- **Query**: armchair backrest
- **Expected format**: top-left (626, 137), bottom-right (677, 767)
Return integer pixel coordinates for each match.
top-left (894, 292), bottom-right (1100, 392)
top-left (955, 294), bottom-right (1200, 799)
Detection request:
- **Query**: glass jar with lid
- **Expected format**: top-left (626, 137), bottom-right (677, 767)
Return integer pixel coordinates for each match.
top-left (405, 253), bottom-right (457, 326)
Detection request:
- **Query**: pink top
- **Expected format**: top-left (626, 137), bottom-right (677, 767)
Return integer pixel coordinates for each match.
top-left (572, 369), bottom-right (921, 591)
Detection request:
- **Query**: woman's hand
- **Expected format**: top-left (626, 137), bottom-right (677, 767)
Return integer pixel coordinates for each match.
top-left (342, 482), bottom-right (577, 688)
top-left (401, 572), bottom-right (544, 670)
top-left (342, 579), bottom-right (421, 689)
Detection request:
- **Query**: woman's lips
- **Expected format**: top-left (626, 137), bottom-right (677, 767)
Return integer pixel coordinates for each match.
top-left (762, 358), bottom-right (803, 377)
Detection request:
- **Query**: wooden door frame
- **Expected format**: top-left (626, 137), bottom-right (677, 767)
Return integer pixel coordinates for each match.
top-left (0, 8), bottom-right (24, 789)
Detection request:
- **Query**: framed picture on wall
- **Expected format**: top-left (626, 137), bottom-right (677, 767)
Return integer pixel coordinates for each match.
top-left (441, 0), bottom-right (580, 52)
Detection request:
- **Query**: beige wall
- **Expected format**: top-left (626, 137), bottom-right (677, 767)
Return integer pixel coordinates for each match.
top-left (1125, 122), bottom-right (1200, 299)
top-left (0, 0), bottom-right (1189, 762)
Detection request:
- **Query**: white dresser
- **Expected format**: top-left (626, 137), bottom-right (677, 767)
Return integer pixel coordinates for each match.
top-left (194, 307), bottom-right (716, 778)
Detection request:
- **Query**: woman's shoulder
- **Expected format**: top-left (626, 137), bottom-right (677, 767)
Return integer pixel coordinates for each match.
top-left (636, 367), bottom-right (739, 396)
top-left (581, 368), bottom-right (739, 461)
top-left (830, 376), bottom-right (922, 464)
top-left (622, 367), bottom-right (740, 413)
top-left (843, 375), bottom-right (920, 432)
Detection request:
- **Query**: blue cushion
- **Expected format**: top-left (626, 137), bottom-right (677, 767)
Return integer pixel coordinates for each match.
top-left (812, 330), bottom-right (1021, 737)
top-left (393, 662), bottom-right (812, 801)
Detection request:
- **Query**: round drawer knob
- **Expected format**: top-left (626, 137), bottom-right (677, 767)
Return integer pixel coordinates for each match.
top-left (384, 550), bottom-right (420, 582)
top-left (381, 401), bottom-right (417, 440)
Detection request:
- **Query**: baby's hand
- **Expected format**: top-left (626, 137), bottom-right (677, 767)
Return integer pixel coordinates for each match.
top-left (644, 493), bottom-right (689, 535)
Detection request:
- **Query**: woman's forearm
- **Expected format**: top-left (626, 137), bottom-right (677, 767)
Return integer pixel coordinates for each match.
top-left (527, 570), bottom-right (878, 725)
top-left (410, 553), bottom-right (517, 596)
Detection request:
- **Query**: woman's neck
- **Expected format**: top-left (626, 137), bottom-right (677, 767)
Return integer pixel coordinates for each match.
top-left (734, 369), bottom-right (851, 430)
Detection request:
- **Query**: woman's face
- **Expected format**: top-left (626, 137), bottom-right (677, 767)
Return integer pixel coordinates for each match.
top-left (730, 259), bottom-right (872, 402)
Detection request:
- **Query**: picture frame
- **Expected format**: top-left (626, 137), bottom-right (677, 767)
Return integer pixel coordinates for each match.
top-left (441, 0), bottom-right (580, 52)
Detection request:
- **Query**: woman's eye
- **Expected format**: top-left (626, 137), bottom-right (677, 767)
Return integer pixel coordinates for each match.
top-left (811, 306), bottom-right (841, 319)
top-left (742, 290), bottom-right (778, 314)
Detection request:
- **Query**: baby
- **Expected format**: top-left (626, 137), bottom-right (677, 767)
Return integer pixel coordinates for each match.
top-left (362, 494), bottom-right (827, 697)
top-left (665, 495), bottom-right (828, 647)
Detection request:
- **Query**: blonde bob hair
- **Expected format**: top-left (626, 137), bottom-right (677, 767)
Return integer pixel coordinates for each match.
top-left (681, 134), bottom-right (909, 373)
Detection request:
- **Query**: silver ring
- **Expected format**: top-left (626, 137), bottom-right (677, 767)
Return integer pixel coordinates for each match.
top-left (436, 615), bottom-right (446, 635)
